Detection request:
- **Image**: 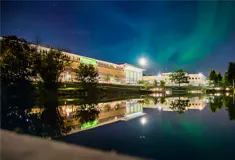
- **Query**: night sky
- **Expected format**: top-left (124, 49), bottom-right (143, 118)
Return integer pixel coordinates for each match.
top-left (1, 1), bottom-right (235, 75)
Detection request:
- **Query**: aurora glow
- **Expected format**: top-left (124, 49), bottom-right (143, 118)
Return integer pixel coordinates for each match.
top-left (2, 1), bottom-right (235, 74)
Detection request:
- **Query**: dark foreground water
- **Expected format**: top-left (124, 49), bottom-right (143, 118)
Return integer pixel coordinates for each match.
top-left (2, 91), bottom-right (235, 160)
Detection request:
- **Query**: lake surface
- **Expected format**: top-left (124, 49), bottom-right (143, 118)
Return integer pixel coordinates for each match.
top-left (2, 92), bottom-right (235, 160)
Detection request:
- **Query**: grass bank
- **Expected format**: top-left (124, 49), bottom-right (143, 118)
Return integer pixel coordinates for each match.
top-left (166, 86), bottom-right (205, 95)
top-left (34, 82), bottom-right (151, 97)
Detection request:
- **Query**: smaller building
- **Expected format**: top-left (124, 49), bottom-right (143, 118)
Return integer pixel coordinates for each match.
top-left (143, 72), bottom-right (207, 86)
top-left (119, 63), bottom-right (145, 84)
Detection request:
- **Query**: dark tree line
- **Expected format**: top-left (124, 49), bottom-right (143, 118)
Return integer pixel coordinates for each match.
top-left (1, 35), bottom-right (101, 137)
top-left (209, 62), bottom-right (235, 88)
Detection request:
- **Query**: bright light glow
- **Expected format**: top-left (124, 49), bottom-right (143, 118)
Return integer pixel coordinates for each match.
top-left (65, 72), bottom-right (71, 81)
top-left (158, 106), bottom-right (162, 111)
top-left (138, 57), bottom-right (147, 66)
top-left (226, 88), bottom-right (230, 90)
top-left (198, 73), bottom-right (202, 77)
top-left (158, 73), bottom-right (161, 77)
top-left (215, 93), bottom-right (221, 96)
top-left (166, 90), bottom-right (170, 94)
top-left (199, 106), bottom-right (203, 110)
top-left (226, 92), bottom-right (230, 96)
top-left (140, 117), bottom-right (147, 125)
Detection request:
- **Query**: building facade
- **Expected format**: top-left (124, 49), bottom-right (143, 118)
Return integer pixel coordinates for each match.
top-left (119, 63), bottom-right (145, 84)
top-left (33, 45), bottom-right (144, 84)
top-left (143, 72), bottom-right (207, 86)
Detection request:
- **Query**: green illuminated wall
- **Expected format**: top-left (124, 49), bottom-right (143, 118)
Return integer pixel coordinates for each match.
top-left (80, 57), bottom-right (97, 66)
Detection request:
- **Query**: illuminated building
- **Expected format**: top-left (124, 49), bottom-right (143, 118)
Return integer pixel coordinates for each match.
top-left (143, 72), bottom-right (207, 86)
top-left (32, 45), bottom-right (145, 84)
top-left (0, 36), bottom-right (145, 84)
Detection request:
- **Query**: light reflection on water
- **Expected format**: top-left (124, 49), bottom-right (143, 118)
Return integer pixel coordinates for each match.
top-left (2, 91), bottom-right (235, 159)
top-left (7, 94), bottom-right (234, 137)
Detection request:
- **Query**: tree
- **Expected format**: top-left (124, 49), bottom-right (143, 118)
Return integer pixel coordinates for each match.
top-left (169, 69), bottom-right (189, 86)
top-left (140, 81), bottom-right (150, 90)
top-left (34, 35), bottom-right (41, 45)
top-left (227, 62), bottom-right (235, 88)
top-left (216, 72), bottom-right (223, 86)
top-left (76, 63), bottom-right (99, 85)
top-left (209, 70), bottom-right (217, 86)
top-left (0, 36), bottom-right (36, 86)
top-left (34, 49), bottom-right (70, 84)
top-left (138, 80), bottom-right (145, 84)
top-left (159, 80), bottom-right (166, 88)
top-left (153, 79), bottom-right (158, 88)
top-left (222, 72), bottom-right (231, 88)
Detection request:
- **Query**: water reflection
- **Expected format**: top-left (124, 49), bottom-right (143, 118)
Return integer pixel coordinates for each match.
top-left (58, 98), bottom-right (144, 132)
top-left (141, 96), bottom-right (207, 112)
top-left (2, 83), bottom-right (235, 139)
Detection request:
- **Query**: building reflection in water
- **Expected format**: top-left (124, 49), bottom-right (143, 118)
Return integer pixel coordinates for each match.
top-left (30, 97), bottom-right (208, 133)
top-left (142, 96), bottom-right (207, 112)
top-left (30, 98), bottom-right (145, 133)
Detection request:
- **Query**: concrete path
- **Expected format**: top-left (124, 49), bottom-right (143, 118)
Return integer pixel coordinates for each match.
top-left (1, 130), bottom-right (144, 160)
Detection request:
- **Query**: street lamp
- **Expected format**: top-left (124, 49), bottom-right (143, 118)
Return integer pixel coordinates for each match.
top-left (138, 57), bottom-right (147, 66)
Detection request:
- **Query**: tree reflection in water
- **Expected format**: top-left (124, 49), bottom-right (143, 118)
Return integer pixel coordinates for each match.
top-left (1, 82), bottom-right (73, 138)
top-left (210, 95), bottom-right (235, 120)
top-left (75, 91), bottom-right (100, 126)
top-left (209, 96), bottom-right (223, 112)
top-left (1, 81), bottom-right (37, 134)
top-left (2, 80), bottom-right (235, 139)
top-left (169, 97), bottom-right (189, 114)
top-left (75, 104), bottom-right (100, 125)
top-left (160, 97), bottom-right (166, 104)
top-left (39, 82), bottom-right (72, 138)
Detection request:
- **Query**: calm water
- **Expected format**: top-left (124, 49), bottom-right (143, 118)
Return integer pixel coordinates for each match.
top-left (2, 90), bottom-right (235, 160)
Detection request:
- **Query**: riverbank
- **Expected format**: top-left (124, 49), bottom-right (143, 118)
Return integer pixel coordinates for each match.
top-left (1, 130), bottom-right (143, 160)
top-left (34, 82), bottom-right (151, 97)
top-left (166, 86), bottom-right (234, 95)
